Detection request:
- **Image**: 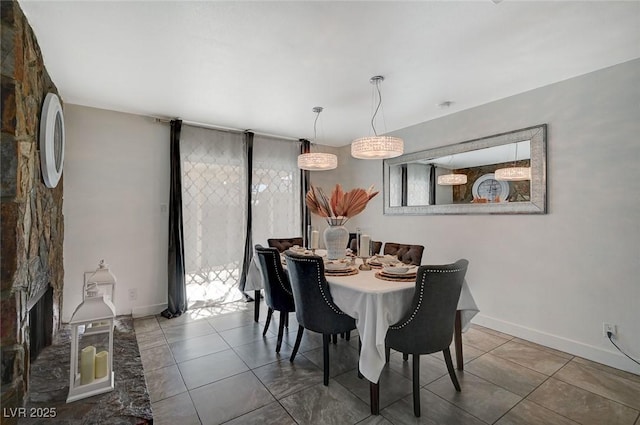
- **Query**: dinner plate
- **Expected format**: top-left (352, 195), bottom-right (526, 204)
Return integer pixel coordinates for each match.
top-left (383, 266), bottom-right (416, 275)
top-left (375, 271), bottom-right (416, 282)
top-left (325, 262), bottom-right (350, 271)
top-left (380, 270), bottom-right (416, 278)
top-left (325, 267), bottom-right (358, 276)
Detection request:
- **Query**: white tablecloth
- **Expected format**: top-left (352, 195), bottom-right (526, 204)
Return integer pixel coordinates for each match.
top-left (244, 255), bottom-right (264, 292)
top-left (244, 254), bottom-right (479, 383)
top-left (327, 270), bottom-right (478, 383)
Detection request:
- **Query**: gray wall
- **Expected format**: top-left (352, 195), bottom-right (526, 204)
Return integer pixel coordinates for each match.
top-left (342, 59), bottom-right (640, 373)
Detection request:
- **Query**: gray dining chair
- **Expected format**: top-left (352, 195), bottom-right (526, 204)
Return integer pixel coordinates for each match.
top-left (385, 259), bottom-right (469, 417)
top-left (255, 245), bottom-right (295, 353)
top-left (284, 250), bottom-right (357, 386)
top-left (383, 242), bottom-right (424, 265)
top-left (267, 237), bottom-right (303, 253)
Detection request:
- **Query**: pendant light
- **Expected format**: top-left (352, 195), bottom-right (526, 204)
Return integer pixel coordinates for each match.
top-left (495, 141), bottom-right (531, 181)
top-left (351, 76), bottom-right (404, 159)
top-left (437, 174), bottom-right (467, 185)
top-left (297, 107), bottom-right (338, 171)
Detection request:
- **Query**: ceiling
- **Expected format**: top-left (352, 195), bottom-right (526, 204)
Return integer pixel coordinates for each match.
top-left (19, 1), bottom-right (640, 147)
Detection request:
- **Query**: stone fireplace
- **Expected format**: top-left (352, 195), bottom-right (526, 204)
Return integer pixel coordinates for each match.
top-left (1, 1), bottom-right (65, 419)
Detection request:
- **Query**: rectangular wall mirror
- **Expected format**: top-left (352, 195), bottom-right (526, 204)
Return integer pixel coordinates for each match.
top-left (383, 124), bottom-right (547, 215)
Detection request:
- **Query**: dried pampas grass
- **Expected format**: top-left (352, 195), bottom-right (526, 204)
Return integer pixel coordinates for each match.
top-left (306, 184), bottom-right (378, 220)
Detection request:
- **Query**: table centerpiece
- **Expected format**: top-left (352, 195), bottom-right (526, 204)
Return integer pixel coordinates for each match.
top-left (306, 184), bottom-right (378, 259)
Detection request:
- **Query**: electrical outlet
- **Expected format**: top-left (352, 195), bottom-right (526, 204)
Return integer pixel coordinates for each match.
top-left (128, 288), bottom-right (138, 301)
top-left (603, 322), bottom-right (616, 338)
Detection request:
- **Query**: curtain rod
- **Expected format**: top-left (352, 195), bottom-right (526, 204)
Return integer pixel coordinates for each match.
top-left (154, 117), bottom-right (299, 142)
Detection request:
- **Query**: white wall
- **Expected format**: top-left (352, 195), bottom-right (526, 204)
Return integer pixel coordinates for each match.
top-left (63, 105), bottom-right (170, 320)
top-left (343, 59), bottom-right (640, 374)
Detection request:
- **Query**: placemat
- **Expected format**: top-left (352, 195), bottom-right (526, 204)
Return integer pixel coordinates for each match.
top-left (374, 271), bottom-right (416, 282)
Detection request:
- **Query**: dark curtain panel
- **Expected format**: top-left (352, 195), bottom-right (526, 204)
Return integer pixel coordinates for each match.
top-left (429, 165), bottom-right (436, 205)
top-left (162, 119), bottom-right (187, 319)
top-left (401, 164), bottom-right (408, 207)
top-left (238, 131), bottom-right (254, 293)
top-left (300, 139), bottom-right (311, 247)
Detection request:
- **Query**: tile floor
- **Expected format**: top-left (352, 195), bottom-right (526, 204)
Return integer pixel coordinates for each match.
top-left (134, 301), bottom-right (640, 425)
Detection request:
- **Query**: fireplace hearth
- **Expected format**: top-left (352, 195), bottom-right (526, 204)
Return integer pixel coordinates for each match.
top-left (23, 316), bottom-right (152, 424)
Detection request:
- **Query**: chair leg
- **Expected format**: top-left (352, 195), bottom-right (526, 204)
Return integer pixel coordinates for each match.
top-left (346, 330), bottom-right (351, 341)
top-left (284, 312), bottom-right (289, 329)
top-left (276, 311), bottom-right (286, 353)
top-left (263, 308), bottom-right (273, 336)
top-left (385, 346), bottom-right (390, 363)
top-left (290, 325), bottom-right (304, 362)
top-left (403, 353), bottom-right (409, 361)
top-left (443, 347), bottom-right (461, 391)
top-left (413, 354), bottom-right (421, 417)
top-left (254, 290), bottom-right (260, 322)
top-left (323, 334), bottom-right (331, 386)
top-left (358, 338), bottom-right (363, 379)
top-left (332, 334), bottom-right (338, 344)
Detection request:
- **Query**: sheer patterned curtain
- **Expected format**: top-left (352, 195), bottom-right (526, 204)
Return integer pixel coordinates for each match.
top-left (180, 127), bottom-right (301, 308)
top-left (407, 163), bottom-right (431, 206)
top-left (251, 135), bottom-right (301, 247)
top-left (181, 125), bottom-right (247, 307)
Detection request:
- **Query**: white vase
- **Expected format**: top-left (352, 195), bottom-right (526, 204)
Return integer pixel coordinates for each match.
top-left (324, 224), bottom-right (349, 260)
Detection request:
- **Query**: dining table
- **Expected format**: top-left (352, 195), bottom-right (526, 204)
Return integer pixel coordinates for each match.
top-left (244, 252), bottom-right (479, 414)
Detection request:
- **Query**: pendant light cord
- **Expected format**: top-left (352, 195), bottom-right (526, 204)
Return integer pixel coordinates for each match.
top-left (371, 80), bottom-right (382, 136)
top-left (314, 109), bottom-right (320, 141)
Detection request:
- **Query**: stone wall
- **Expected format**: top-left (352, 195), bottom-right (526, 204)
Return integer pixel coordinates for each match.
top-left (1, 1), bottom-right (64, 417)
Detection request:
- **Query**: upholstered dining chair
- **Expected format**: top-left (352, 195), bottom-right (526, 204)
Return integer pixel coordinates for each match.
top-left (284, 250), bottom-right (357, 386)
top-left (255, 245), bottom-right (296, 353)
top-left (267, 237), bottom-right (303, 253)
top-left (383, 242), bottom-right (425, 266)
top-left (385, 259), bottom-right (469, 417)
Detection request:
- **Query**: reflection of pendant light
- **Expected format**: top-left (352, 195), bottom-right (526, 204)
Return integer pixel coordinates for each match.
top-left (297, 107), bottom-right (338, 171)
top-left (351, 76), bottom-right (404, 159)
top-left (495, 142), bottom-right (531, 181)
top-left (436, 155), bottom-right (467, 185)
top-left (437, 174), bottom-right (467, 185)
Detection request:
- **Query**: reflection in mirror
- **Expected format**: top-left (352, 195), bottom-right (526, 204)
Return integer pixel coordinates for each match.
top-left (383, 125), bottom-right (546, 215)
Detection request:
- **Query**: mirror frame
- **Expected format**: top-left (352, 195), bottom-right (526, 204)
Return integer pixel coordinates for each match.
top-left (383, 124), bottom-right (547, 215)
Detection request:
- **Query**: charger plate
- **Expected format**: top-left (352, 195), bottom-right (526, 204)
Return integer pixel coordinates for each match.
top-left (375, 271), bottom-right (416, 282)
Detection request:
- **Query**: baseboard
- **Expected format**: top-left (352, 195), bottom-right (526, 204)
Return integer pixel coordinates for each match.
top-left (132, 303), bottom-right (166, 319)
top-left (473, 314), bottom-right (640, 375)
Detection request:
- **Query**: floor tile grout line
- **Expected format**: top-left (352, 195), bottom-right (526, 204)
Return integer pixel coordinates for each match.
top-left (520, 397), bottom-right (584, 425)
top-left (567, 356), bottom-right (640, 385)
top-left (422, 385), bottom-right (493, 425)
top-left (485, 343), bottom-right (573, 377)
top-left (530, 374), bottom-right (640, 422)
top-left (548, 362), bottom-right (640, 412)
top-left (489, 369), bottom-right (568, 424)
top-left (464, 350), bottom-right (555, 392)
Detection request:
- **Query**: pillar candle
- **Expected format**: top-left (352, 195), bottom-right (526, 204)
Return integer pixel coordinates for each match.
top-left (94, 350), bottom-right (109, 379)
top-left (80, 345), bottom-right (96, 385)
top-left (360, 235), bottom-right (371, 257)
top-left (311, 230), bottom-right (319, 249)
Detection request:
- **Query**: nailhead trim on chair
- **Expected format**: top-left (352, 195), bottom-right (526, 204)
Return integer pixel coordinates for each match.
top-left (389, 268), bottom-right (463, 330)
top-left (287, 256), bottom-right (346, 315)
top-left (267, 252), bottom-right (293, 296)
